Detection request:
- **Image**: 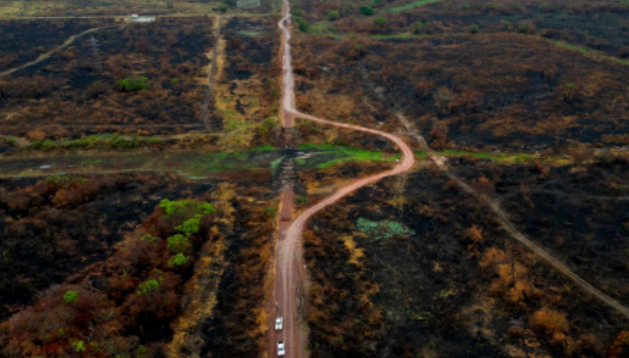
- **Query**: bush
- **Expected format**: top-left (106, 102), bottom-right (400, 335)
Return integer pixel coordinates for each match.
top-left (136, 279), bottom-right (160, 295)
top-left (375, 16), bottom-right (386, 25)
top-left (116, 76), bottom-right (150, 92)
top-left (168, 253), bottom-right (188, 267)
top-left (299, 20), bottom-right (310, 32)
top-left (355, 218), bottom-right (414, 241)
top-left (360, 6), bottom-right (374, 15)
top-left (469, 24), bottom-right (480, 33)
top-left (159, 199), bottom-right (215, 218)
top-left (167, 234), bottom-right (191, 253)
top-left (63, 290), bottom-right (79, 304)
top-left (29, 138), bottom-right (59, 152)
top-left (328, 10), bottom-right (339, 21)
top-left (413, 21), bottom-right (423, 34)
top-left (175, 214), bottom-right (203, 235)
top-left (517, 20), bottom-right (536, 34)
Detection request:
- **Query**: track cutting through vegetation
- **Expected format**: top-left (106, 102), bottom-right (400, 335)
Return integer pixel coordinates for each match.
top-left (271, 1), bottom-right (416, 357)
top-left (0, 25), bottom-right (117, 78)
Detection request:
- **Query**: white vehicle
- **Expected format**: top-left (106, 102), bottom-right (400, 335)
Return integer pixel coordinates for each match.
top-left (277, 341), bottom-right (286, 357)
top-left (275, 317), bottom-right (283, 331)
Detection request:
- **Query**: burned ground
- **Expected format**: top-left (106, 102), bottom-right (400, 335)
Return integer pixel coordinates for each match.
top-left (450, 155), bottom-right (629, 303)
top-left (292, 33), bottom-right (629, 152)
top-left (0, 17), bottom-right (214, 139)
top-left (303, 161), bottom-right (627, 357)
top-left (0, 18), bottom-right (114, 70)
top-left (0, 173), bottom-right (215, 319)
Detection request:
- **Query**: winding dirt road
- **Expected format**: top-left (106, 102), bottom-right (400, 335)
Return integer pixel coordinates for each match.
top-left (271, 1), bottom-right (415, 357)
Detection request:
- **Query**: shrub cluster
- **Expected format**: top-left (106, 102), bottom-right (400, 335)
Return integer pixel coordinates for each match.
top-left (0, 198), bottom-right (217, 357)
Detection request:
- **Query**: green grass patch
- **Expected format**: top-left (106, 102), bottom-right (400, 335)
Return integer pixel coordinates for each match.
top-left (298, 143), bottom-right (400, 169)
top-left (388, 0), bottom-right (441, 12)
top-left (415, 149), bottom-right (569, 165)
top-left (371, 33), bottom-right (416, 39)
top-left (546, 38), bottom-right (629, 65)
top-left (80, 158), bottom-right (105, 165)
top-left (550, 40), bottom-right (592, 54)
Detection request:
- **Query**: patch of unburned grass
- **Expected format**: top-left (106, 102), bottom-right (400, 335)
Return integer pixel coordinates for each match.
top-left (415, 149), bottom-right (569, 165)
top-left (298, 143), bottom-right (400, 169)
top-left (546, 38), bottom-right (629, 66)
top-left (387, 0), bottom-right (441, 12)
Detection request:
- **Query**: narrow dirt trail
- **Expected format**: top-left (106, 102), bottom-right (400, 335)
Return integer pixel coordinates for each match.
top-left (271, 1), bottom-right (416, 357)
top-left (200, 16), bottom-right (222, 129)
top-left (393, 108), bottom-right (629, 321)
top-left (0, 26), bottom-right (116, 78)
top-left (360, 61), bottom-right (629, 319)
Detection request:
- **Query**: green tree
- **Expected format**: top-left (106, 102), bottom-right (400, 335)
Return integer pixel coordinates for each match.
top-left (414, 21), bottom-right (423, 34)
top-left (72, 340), bottom-right (86, 353)
top-left (360, 6), bottom-right (374, 15)
top-left (375, 16), bottom-right (386, 25)
top-left (175, 214), bottom-right (202, 235)
top-left (327, 10), bottom-right (339, 21)
top-left (63, 290), bottom-right (79, 304)
top-left (469, 24), bottom-right (480, 33)
top-left (299, 20), bottom-right (310, 32)
top-left (168, 253), bottom-right (188, 267)
top-left (137, 280), bottom-right (160, 295)
top-left (167, 234), bottom-right (190, 253)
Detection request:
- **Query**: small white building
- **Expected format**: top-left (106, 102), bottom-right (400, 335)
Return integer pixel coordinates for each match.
top-left (130, 14), bottom-right (156, 23)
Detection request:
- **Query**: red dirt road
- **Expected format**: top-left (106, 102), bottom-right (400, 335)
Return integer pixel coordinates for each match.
top-left (269, 1), bottom-right (416, 357)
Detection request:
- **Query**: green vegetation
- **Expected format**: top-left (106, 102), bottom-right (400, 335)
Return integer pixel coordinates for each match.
top-left (375, 16), bottom-right (386, 25)
top-left (63, 290), bottom-right (79, 304)
top-left (388, 0), bottom-right (441, 12)
top-left (71, 340), bottom-right (86, 353)
top-left (28, 134), bottom-right (164, 152)
top-left (270, 156), bottom-right (284, 173)
top-left (265, 205), bottom-right (278, 218)
top-left (355, 218), bottom-right (415, 241)
top-left (545, 38), bottom-right (629, 65)
top-left (116, 76), bottom-right (150, 92)
top-left (327, 10), bottom-right (339, 20)
top-left (167, 234), bottom-right (191, 253)
top-left (298, 143), bottom-right (400, 169)
top-left (159, 199), bottom-right (215, 218)
top-left (415, 149), bottom-right (569, 165)
top-left (360, 6), bottom-right (374, 15)
top-left (299, 20), bottom-right (310, 32)
top-left (175, 214), bottom-right (203, 236)
top-left (168, 253), bottom-right (188, 267)
top-left (136, 279), bottom-right (160, 295)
